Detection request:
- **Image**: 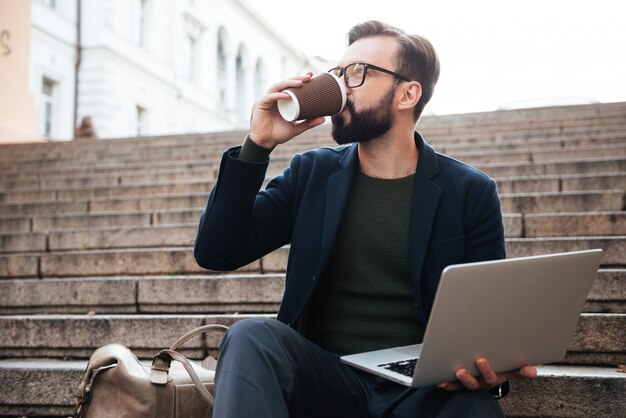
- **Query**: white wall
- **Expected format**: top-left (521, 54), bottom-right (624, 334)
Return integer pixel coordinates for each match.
top-left (28, 0), bottom-right (318, 140)
top-left (30, 0), bottom-right (77, 141)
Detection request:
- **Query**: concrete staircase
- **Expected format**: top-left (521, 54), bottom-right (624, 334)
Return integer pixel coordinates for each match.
top-left (0, 101), bottom-right (625, 417)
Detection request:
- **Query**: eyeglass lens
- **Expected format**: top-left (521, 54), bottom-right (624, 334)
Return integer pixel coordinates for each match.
top-left (329, 64), bottom-right (365, 88)
top-left (345, 63), bottom-right (365, 88)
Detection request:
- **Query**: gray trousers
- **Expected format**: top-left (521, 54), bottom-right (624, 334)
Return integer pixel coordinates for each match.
top-left (213, 318), bottom-right (505, 418)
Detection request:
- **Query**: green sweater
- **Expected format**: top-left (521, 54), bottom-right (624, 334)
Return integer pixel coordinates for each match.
top-left (239, 137), bottom-right (424, 355)
top-left (307, 170), bottom-right (424, 355)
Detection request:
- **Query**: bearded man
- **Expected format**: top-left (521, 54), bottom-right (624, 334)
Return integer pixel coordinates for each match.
top-left (194, 20), bottom-right (536, 418)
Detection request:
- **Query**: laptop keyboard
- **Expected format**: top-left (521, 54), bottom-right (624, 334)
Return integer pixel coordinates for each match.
top-left (378, 358), bottom-right (418, 377)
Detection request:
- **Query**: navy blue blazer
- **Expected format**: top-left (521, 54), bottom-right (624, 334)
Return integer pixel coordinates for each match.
top-left (194, 132), bottom-right (506, 330)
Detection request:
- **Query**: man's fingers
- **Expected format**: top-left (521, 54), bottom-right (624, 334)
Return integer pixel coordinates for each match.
top-left (509, 365), bottom-right (537, 379)
top-left (521, 365), bottom-right (538, 378)
top-left (267, 73), bottom-right (314, 94)
top-left (476, 357), bottom-right (499, 387)
top-left (255, 92), bottom-right (291, 110)
top-left (455, 368), bottom-right (482, 390)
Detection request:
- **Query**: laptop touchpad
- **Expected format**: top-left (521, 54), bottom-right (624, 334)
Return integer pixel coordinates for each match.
top-left (393, 344), bottom-right (423, 358)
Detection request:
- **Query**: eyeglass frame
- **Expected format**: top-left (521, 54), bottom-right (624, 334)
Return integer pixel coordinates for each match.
top-left (328, 62), bottom-right (412, 88)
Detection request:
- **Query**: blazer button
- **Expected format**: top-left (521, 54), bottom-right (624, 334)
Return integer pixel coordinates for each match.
top-left (312, 275), bottom-right (316, 282)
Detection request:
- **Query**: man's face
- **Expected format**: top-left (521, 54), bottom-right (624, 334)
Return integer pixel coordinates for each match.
top-left (331, 83), bottom-right (396, 145)
top-left (330, 36), bottom-right (401, 145)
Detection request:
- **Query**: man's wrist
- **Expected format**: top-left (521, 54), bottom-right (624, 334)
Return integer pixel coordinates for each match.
top-left (248, 134), bottom-right (276, 150)
top-left (238, 135), bottom-right (274, 162)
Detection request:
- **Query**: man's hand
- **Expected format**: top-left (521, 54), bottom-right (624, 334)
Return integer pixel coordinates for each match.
top-left (436, 357), bottom-right (537, 392)
top-left (249, 71), bottom-right (326, 150)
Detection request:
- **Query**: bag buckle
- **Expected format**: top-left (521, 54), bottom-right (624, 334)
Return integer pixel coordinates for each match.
top-left (150, 354), bottom-right (171, 385)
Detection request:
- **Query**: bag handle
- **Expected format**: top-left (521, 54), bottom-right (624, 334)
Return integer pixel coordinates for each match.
top-left (169, 324), bottom-right (229, 351)
top-left (150, 324), bottom-right (230, 405)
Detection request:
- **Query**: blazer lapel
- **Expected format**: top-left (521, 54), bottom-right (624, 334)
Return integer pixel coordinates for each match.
top-left (409, 132), bottom-right (442, 324)
top-left (317, 145), bottom-right (358, 275)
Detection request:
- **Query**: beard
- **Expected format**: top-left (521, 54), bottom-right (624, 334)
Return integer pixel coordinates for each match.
top-left (331, 86), bottom-right (396, 145)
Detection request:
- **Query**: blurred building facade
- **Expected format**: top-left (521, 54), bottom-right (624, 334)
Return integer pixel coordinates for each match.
top-left (27, 0), bottom-right (322, 141)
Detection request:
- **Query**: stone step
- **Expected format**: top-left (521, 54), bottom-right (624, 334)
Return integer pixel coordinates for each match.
top-left (494, 123), bottom-right (626, 140)
top-left (2, 142), bottom-right (624, 198)
top-left (523, 212), bottom-right (626, 237)
top-left (499, 365), bottom-right (626, 417)
top-left (0, 129), bottom-right (245, 157)
top-left (263, 237), bottom-right (626, 275)
top-left (4, 236), bottom-right (623, 280)
top-left (0, 274), bottom-right (285, 314)
top-left (3, 150), bottom-right (625, 194)
top-left (0, 180), bottom-right (213, 204)
top-left (448, 143), bottom-right (626, 166)
top-left (0, 188), bottom-right (621, 218)
top-left (0, 269), bottom-right (622, 315)
top-left (2, 212), bottom-right (625, 254)
top-left (0, 192), bottom-right (209, 216)
top-left (561, 171), bottom-right (626, 192)
top-left (475, 156), bottom-right (626, 178)
top-left (1, 170), bottom-right (622, 208)
top-left (0, 253), bottom-right (38, 278)
top-left (438, 129), bottom-right (626, 153)
top-left (0, 231), bottom-right (47, 253)
top-left (505, 237), bottom-right (626, 265)
top-left (1, 130), bottom-right (622, 186)
top-left (421, 115), bottom-right (626, 139)
top-left (0, 216), bottom-right (519, 253)
top-left (499, 190), bottom-right (623, 213)
top-left (0, 314), bottom-right (269, 359)
top-left (4, 136), bottom-right (624, 175)
top-left (0, 166), bottom-right (214, 192)
top-left (46, 224), bottom-right (197, 251)
top-left (5, 145), bottom-right (626, 185)
top-left (4, 119), bottom-right (624, 167)
top-left (37, 247), bottom-right (259, 278)
top-left (0, 360), bottom-right (622, 418)
top-left (424, 121), bottom-right (626, 146)
top-left (419, 107), bottom-right (626, 134)
top-left (0, 313), bottom-right (622, 364)
top-left (0, 208), bottom-right (198, 233)
top-left (1, 158), bottom-right (221, 183)
top-left (0, 247), bottom-right (258, 278)
top-left (267, 156), bottom-right (626, 179)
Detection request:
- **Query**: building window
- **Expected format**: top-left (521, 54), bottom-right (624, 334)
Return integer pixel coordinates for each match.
top-left (136, 105), bottom-right (147, 136)
top-left (236, 44), bottom-right (247, 118)
top-left (133, 0), bottom-right (148, 46)
top-left (40, 77), bottom-right (57, 138)
top-left (217, 28), bottom-right (227, 104)
top-left (255, 58), bottom-right (266, 100)
top-left (187, 34), bottom-right (197, 81)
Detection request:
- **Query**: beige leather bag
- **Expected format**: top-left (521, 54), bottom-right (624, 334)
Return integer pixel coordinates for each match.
top-left (74, 324), bottom-right (229, 418)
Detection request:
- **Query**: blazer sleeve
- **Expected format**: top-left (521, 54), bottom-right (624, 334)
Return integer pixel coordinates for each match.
top-left (465, 177), bottom-right (506, 262)
top-left (193, 146), bottom-right (298, 271)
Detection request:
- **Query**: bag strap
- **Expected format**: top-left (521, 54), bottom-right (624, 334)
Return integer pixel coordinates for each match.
top-left (150, 324), bottom-right (230, 405)
top-left (169, 324), bottom-right (229, 351)
top-left (157, 349), bottom-right (215, 405)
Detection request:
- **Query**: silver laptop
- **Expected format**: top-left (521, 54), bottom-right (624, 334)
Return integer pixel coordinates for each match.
top-left (340, 249), bottom-right (603, 387)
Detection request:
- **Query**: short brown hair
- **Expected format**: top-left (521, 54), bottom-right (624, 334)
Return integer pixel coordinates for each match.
top-left (347, 20), bottom-right (440, 121)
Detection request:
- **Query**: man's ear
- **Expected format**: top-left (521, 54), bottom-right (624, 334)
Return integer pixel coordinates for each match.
top-left (398, 81), bottom-right (422, 112)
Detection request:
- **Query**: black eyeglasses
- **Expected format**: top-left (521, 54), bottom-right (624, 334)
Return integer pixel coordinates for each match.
top-left (328, 62), bottom-right (411, 88)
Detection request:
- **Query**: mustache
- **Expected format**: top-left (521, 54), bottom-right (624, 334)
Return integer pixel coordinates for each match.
top-left (331, 100), bottom-right (354, 125)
